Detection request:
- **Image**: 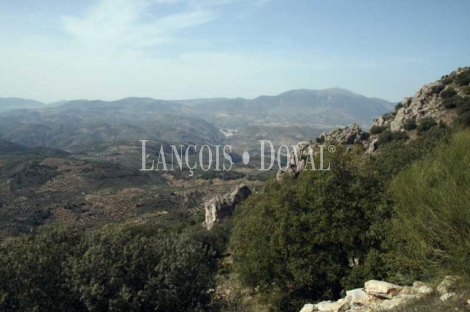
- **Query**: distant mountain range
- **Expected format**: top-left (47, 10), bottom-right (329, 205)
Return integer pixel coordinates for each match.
top-left (0, 88), bottom-right (394, 151)
top-left (0, 97), bottom-right (44, 113)
top-left (175, 88), bottom-right (394, 129)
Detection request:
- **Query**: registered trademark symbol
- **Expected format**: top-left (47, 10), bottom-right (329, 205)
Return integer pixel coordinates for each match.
top-left (328, 145), bottom-right (336, 153)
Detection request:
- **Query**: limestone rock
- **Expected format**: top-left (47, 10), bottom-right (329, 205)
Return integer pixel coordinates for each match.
top-left (372, 112), bottom-right (395, 128)
top-left (437, 276), bottom-right (457, 295)
top-left (417, 286), bottom-right (433, 295)
top-left (203, 184), bottom-right (251, 230)
top-left (378, 294), bottom-right (421, 310)
top-left (399, 286), bottom-right (417, 295)
top-left (276, 140), bottom-right (315, 181)
top-left (412, 281), bottom-right (426, 288)
top-left (364, 280), bottom-right (402, 299)
top-left (345, 288), bottom-right (373, 305)
top-left (368, 138), bottom-right (378, 154)
top-left (298, 279), bottom-right (439, 312)
top-left (315, 300), bottom-right (349, 312)
top-left (300, 303), bottom-right (317, 312)
top-left (440, 292), bottom-right (458, 302)
top-left (319, 123), bottom-right (365, 145)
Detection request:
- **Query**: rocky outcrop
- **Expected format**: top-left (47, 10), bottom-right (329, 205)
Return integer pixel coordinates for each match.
top-left (319, 123), bottom-right (365, 145)
top-left (297, 278), bottom-right (458, 312)
top-left (371, 112), bottom-right (395, 128)
top-left (380, 67), bottom-right (470, 133)
top-left (203, 184), bottom-right (252, 230)
top-left (390, 81), bottom-right (444, 132)
top-left (276, 140), bottom-right (314, 181)
top-left (276, 125), bottom-right (369, 180)
top-left (282, 67), bottom-right (470, 174)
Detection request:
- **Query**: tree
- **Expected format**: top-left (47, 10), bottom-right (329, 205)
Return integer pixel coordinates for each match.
top-left (0, 226), bottom-right (85, 312)
top-left (230, 152), bottom-right (389, 309)
top-left (65, 226), bottom-right (216, 312)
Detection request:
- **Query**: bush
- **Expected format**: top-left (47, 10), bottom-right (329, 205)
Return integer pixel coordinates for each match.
top-left (370, 128), bottom-right (450, 179)
top-left (417, 117), bottom-right (437, 132)
top-left (440, 87), bottom-right (457, 99)
top-left (377, 130), bottom-right (408, 145)
top-left (370, 125), bottom-right (388, 135)
top-left (403, 119), bottom-right (417, 130)
top-left (442, 98), bottom-right (457, 109)
top-left (395, 102), bottom-right (404, 111)
top-left (230, 153), bottom-right (390, 308)
top-left (455, 70), bottom-right (470, 86)
top-left (457, 102), bottom-right (470, 116)
top-left (454, 112), bottom-right (470, 129)
top-left (432, 84), bottom-right (445, 93)
top-left (386, 131), bottom-right (470, 282)
top-left (461, 86), bottom-right (470, 96)
top-left (360, 132), bottom-right (370, 141)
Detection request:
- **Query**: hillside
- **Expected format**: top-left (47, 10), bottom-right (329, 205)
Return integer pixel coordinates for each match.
top-left (0, 97), bottom-right (44, 113)
top-left (0, 68), bottom-right (469, 312)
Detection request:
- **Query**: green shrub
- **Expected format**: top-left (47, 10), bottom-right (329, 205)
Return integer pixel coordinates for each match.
top-left (442, 98), bottom-right (457, 109)
top-left (360, 132), bottom-right (370, 141)
top-left (455, 70), bottom-right (470, 86)
top-left (386, 131), bottom-right (470, 282)
top-left (370, 125), bottom-right (388, 135)
top-left (377, 130), bottom-right (408, 145)
top-left (395, 102), bottom-right (404, 111)
top-left (440, 87), bottom-right (457, 99)
top-left (231, 153), bottom-right (390, 307)
top-left (457, 102), bottom-right (470, 116)
top-left (461, 86), bottom-right (470, 96)
top-left (441, 76), bottom-right (454, 85)
top-left (453, 112), bottom-right (470, 129)
top-left (370, 128), bottom-right (450, 179)
top-left (432, 84), bottom-right (445, 93)
top-left (417, 117), bottom-right (437, 132)
top-left (403, 119), bottom-right (417, 130)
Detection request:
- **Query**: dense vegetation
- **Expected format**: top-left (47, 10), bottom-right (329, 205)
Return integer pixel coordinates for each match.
top-left (386, 130), bottom-right (470, 282)
top-left (230, 125), bottom-right (470, 310)
top-left (230, 153), bottom-right (390, 310)
top-left (0, 222), bottom-right (219, 312)
top-left (2, 125), bottom-right (469, 311)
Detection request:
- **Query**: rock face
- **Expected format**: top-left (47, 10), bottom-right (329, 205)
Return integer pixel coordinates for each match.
top-left (203, 185), bottom-right (252, 230)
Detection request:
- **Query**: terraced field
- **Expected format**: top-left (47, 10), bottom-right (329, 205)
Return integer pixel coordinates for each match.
top-left (0, 142), bottom-right (267, 239)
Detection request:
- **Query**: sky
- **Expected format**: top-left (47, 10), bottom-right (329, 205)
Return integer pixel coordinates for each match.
top-left (0, 0), bottom-right (469, 103)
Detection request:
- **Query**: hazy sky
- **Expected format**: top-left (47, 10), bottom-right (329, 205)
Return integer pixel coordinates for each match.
top-left (1, 0), bottom-right (469, 103)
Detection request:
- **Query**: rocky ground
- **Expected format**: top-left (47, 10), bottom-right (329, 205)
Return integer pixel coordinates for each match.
top-left (300, 276), bottom-right (468, 312)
